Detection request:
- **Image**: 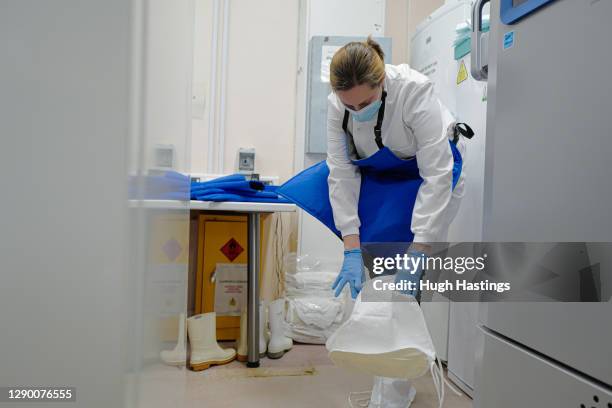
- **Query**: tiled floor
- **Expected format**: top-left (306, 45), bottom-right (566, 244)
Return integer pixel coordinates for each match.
top-left (136, 344), bottom-right (473, 408)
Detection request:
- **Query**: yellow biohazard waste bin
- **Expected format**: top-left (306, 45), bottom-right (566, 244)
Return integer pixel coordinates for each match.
top-left (194, 214), bottom-right (265, 340)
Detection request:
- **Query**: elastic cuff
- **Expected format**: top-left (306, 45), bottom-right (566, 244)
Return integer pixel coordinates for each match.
top-left (413, 232), bottom-right (435, 244)
top-left (340, 227), bottom-right (360, 238)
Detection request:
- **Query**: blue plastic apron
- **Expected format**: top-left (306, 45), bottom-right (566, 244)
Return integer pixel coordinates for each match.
top-left (278, 90), bottom-right (466, 245)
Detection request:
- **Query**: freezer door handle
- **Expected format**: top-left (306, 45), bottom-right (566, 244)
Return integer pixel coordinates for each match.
top-left (471, 0), bottom-right (489, 81)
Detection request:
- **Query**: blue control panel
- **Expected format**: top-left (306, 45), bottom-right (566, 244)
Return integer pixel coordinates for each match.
top-left (500, 0), bottom-right (558, 24)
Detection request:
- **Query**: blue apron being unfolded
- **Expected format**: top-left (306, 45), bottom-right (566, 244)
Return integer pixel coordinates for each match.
top-left (277, 89), bottom-right (465, 245)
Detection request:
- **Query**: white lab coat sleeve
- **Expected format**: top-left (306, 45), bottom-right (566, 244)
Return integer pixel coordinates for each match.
top-left (403, 81), bottom-right (454, 243)
top-left (326, 93), bottom-right (361, 237)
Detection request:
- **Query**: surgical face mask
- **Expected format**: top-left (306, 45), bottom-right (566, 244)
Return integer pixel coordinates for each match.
top-left (347, 99), bottom-right (382, 122)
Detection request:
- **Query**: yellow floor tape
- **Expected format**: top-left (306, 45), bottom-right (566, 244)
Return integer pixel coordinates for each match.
top-left (201, 366), bottom-right (316, 379)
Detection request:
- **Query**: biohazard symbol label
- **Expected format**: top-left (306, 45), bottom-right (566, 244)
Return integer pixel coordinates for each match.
top-left (220, 238), bottom-right (243, 262)
top-left (457, 60), bottom-right (468, 85)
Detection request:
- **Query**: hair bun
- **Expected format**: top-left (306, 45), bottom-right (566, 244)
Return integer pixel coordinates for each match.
top-left (366, 35), bottom-right (385, 61)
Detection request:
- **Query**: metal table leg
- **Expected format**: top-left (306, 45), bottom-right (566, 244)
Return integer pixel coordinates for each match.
top-left (246, 212), bottom-right (260, 367)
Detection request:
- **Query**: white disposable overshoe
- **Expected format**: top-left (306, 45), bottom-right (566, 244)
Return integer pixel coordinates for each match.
top-left (349, 380), bottom-right (416, 408)
top-left (367, 377), bottom-right (416, 408)
top-left (259, 301), bottom-right (267, 357)
top-left (187, 313), bottom-right (235, 371)
top-left (236, 310), bottom-right (248, 362)
top-left (267, 298), bottom-right (293, 359)
top-left (160, 312), bottom-right (187, 366)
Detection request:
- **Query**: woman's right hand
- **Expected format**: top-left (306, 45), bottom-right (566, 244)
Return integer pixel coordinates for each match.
top-left (332, 248), bottom-right (365, 299)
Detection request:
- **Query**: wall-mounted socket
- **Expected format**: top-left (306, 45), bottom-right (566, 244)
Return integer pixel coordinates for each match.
top-left (154, 144), bottom-right (175, 169)
top-left (237, 148), bottom-right (255, 174)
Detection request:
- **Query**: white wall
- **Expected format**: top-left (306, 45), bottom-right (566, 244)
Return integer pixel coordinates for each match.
top-left (222, 0), bottom-right (299, 181)
top-left (145, 0), bottom-right (194, 173)
top-left (190, 0), bottom-right (299, 181)
top-left (191, 0), bottom-right (215, 173)
top-left (386, 0), bottom-right (410, 64)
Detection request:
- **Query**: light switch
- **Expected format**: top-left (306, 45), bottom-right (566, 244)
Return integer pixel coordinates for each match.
top-left (192, 81), bottom-right (206, 119)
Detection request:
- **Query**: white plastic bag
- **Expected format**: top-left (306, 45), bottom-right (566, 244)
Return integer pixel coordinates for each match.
top-left (285, 296), bottom-right (347, 344)
top-left (326, 276), bottom-right (457, 407)
top-left (283, 252), bottom-right (350, 343)
top-left (285, 271), bottom-right (338, 297)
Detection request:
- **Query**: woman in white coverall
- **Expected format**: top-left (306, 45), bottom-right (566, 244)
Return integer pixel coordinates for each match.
top-left (327, 37), bottom-right (467, 408)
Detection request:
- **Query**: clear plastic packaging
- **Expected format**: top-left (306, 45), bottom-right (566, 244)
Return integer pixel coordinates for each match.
top-left (281, 252), bottom-right (350, 344)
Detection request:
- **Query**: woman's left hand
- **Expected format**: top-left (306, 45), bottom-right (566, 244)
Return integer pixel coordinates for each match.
top-left (394, 249), bottom-right (427, 297)
top-left (410, 242), bottom-right (431, 255)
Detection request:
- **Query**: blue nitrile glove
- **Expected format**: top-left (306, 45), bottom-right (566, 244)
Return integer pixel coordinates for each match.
top-left (394, 250), bottom-right (427, 297)
top-left (332, 249), bottom-right (365, 299)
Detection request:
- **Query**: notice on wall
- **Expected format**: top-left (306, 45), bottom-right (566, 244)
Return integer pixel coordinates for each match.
top-left (321, 45), bottom-right (342, 83)
top-left (417, 60), bottom-right (438, 77)
top-left (214, 263), bottom-right (247, 316)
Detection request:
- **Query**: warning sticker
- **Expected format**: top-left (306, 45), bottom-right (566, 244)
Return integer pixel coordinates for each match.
top-left (162, 238), bottom-right (182, 261)
top-left (214, 263), bottom-right (247, 315)
top-left (220, 238), bottom-right (244, 262)
top-left (457, 60), bottom-right (468, 85)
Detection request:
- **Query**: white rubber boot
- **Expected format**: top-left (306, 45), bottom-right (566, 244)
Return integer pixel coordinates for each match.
top-left (160, 312), bottom-right (187, 366)
top-left (259, 301), bottom-right (267, 357)
top-left (187, 313), bottom-right (236, 371)
top-left (236, 304), bottom-right (267, 361)
top-left (267, 298), bottom-right (293, 359)
top-left (236, 310), bottom-right (247, 362)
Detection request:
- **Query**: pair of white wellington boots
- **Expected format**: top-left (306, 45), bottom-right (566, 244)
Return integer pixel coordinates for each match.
top-left (236, 299), bottom-right (293, 361)
top-left (160, 299), bottom-right (292, 369)
top-left (160, 312), bottom-right (236, 371)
